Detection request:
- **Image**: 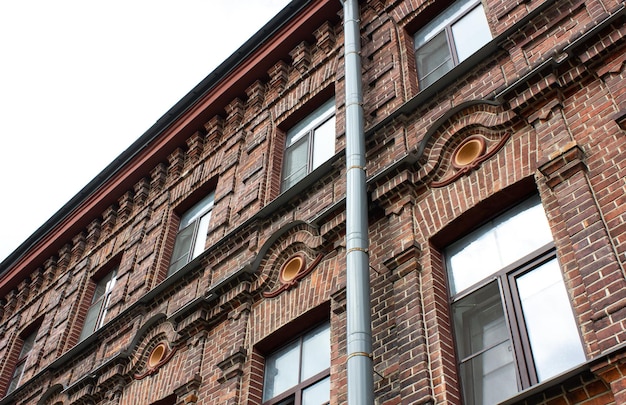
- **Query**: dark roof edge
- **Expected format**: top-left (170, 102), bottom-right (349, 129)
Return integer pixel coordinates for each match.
top-left (0, 0), bottom-right (312, 275)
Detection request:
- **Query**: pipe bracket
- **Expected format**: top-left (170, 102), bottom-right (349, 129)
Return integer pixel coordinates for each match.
top-left (347, 351), bottom-right (372, 360)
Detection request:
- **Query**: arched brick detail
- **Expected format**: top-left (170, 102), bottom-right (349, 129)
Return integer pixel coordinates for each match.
top-left (251, 221), bottom-right (326, 295)
top-left (126, 315), bottom-right (180, 378)
top-left (416, 101), bottom-right (518, 186)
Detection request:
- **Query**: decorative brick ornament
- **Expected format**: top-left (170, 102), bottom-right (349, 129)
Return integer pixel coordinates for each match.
top-left (263, 253), bottom-right (324, 298)
top-left (134, 342), bottom-right (177, 380)
top-left (431, 133), bottom-right (510, 187)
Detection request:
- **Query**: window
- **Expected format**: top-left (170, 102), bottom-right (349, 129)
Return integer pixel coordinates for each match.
top-left (79, 267), bottom-right (117, 341)
top-left (281, 99), bottom-right (335, 191)
top-left (446, 196), bottom-right (585, 405)
top-left (414, 0), bottom-right (492, 88)
top-left (262, 322), bottom-right (330, 405)
top-left (168, 191), bottom-right (215, 275)
top-left (7, 329), bottom-right (38, 394)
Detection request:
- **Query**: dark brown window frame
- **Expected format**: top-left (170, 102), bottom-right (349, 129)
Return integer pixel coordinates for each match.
top-left (261, 321), bottom-right (331, 405)
top-left (449, 243), bottom-right (557, 390)
top-left (444, 194), bottom-right (586, 404)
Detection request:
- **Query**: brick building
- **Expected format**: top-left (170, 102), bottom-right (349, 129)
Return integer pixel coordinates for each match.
top-left (0, 0), bottom-right (625, 404)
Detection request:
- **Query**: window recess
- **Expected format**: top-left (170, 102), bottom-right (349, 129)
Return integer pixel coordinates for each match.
top-left (446, 196), bottom-right (585, 405)
top-left (281, 99), bottom-right (335, 192)
top-left (414, 0), bottom-right (492, 88)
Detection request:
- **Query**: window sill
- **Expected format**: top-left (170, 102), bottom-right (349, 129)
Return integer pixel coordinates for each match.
top-left (498, 361), bottom-right (590, 405)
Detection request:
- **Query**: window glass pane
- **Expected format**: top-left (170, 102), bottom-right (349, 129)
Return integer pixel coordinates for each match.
top-left (516, 259), bottom-right (585, 381)
top-left (286, 98), bottom-right (335, 147)
top-left (192, 211), bottom-right (212, 259)
top-left (414, 0), bottom-right (478, 48)
top-left (301, 323), bottom-right (331, 381)
top-left (447, 196), bottom-right (552, 294)
top-left (416, 31), bottom-right (454, 88)
top-left (460, 341), bottom-right (518, 405)
top-left (80, 301), bottom-right (103, 341)
top-left (263, 340), bottom-right (300, 401)
top-left (312, 116), bottom-right (336, 170)
top-left (453, 282), bottom-right (509, 359)
top-left (492, 196), bottom-right (553, 267)
top-left (282, 138), bottom-right (309, 190)
top-left (447, 228), bottom-right (501, 294)
top-left (98, 292), bottom-right (115, 330)
top-left (302, 376), bottom-right (330, 405)
top-left (8, 362), bottom-right (25, 393)
top-left (168, 224), bottom-right (195, 275)
top-left (454, 282), bottom-right (518, 405)
top-left (19, 332), bottom-right (36, 358)
top-left (92, 278), bottom-right (108, 303)
top-left (451, 4), bottom-right (491, 61)
top-left (179, 192), bottom-right (214, 229)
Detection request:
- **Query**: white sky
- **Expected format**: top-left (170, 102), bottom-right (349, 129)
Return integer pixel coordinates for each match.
top-left (0, 0), bottom-right (291, 263)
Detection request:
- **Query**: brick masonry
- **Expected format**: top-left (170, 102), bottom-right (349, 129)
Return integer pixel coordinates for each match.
top-left (0, 0), bottom-right (625, 404)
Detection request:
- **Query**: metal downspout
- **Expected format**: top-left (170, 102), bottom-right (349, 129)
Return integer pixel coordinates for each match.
top-left (342, 0), bottom-right (374, 404)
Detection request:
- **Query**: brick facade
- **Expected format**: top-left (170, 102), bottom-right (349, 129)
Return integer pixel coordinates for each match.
top-left (0, 0), bottom-right (625, 404)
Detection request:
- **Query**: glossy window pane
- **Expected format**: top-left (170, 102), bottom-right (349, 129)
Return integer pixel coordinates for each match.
top-left (453, 282), bottom-right (510, 358)
top-left (460, 341), bottom-right (518, 405)
top-left (286, 99), bottom-right (335, 147)
top-left (451, 4), bottom-right (492, 61)
top-left (20, 332), bottom-right (37, 357)
top-left (263, 340), bottom-right (300, 401)
top-left (493, 196), bottom-right (553, 267)
top-left (312, 116), bottom-right (336, 170)
top-left (301, 323), bottom-right (331, 381)
top-left (80, 300), bottom-right (103, 340)
top-left (168, 224), bottom-right (194, 275)
top-left (8, 362), bottom-right (25, 393)
top-left (192, 211), bottom-right (212, 259)
top-left (179, 192), bottom-right (214, 229)
top-left (302, 376), bottom-right (330, 405)
top-left (516, 259), bottom-right (586, 381)
top-left (416, 31), bottom-right (454, 87)
top-left (282, 138), bottom-right (309, 190)
top-left (283, 99), bottom-right (335, 191)
top-left (447, 228), bottom-right (502, 294)
top-left (414, 0), bottom-right (478, 48)
top-left (454, 283), bottom-right (518, 405)
top-left (447, 196), bottom-right (552, 294)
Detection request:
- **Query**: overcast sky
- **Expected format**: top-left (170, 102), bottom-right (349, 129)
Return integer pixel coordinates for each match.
top-left (0, 0), bottom-right (291, 262)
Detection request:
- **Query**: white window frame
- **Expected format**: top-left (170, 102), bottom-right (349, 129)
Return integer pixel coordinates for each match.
top-left (79, 268), bottom-right (117, 341)
top-left (167, 191), bottom-right (215, 276)
top-left (281, 99), bottom-right (336, 191)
